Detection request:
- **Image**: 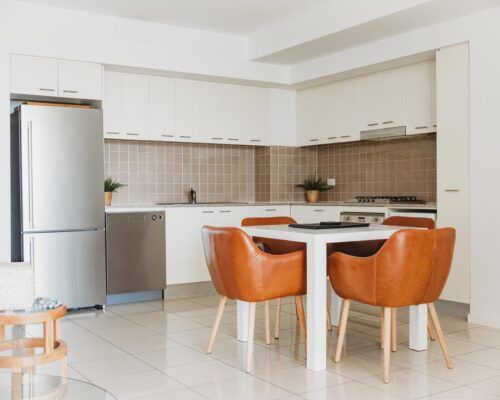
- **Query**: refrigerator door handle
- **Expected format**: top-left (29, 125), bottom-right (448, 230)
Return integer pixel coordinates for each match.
top-left (27, 121), bottom-right (34, 229)
top-left (29, 236), bottom-right (35, 266)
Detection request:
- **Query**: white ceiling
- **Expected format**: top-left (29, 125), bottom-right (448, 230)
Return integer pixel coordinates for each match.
top-left (12, 0), bottom-right (325, 36)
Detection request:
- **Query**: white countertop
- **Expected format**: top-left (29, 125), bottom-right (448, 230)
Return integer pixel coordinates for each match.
top-left (105, 201), bottom-right (437, 213)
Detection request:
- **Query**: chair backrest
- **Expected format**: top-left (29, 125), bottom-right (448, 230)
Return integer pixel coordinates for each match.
top-left (375, 227), bottom-right (456, 306)
top-left (241, 216), bottom-right (296, 226)
top-left (383, 216), bottom-right (435, 229)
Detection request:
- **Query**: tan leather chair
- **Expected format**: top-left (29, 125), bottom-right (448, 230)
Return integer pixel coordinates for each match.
top-left (328, 227), bottom-right (455, 383)
top-left (201, 226), bottom-right (307, 372)
top-left (329, 216), bottom-right (437, 347)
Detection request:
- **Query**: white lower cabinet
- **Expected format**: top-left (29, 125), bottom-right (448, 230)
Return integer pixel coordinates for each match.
top-left (165, 205), bottom-right (291, 285)
top-left (290, 205), bottom-right (341, 224)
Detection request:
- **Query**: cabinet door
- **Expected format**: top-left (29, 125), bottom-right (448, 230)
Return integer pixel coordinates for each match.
top-left (11, 54), bottom-right (58, 97)
top-left (149, 76), bottom-right (176, 141)
top-left (199, 81), bottom-right (223, 143)
top-left (102, 71), bottom-right (123, 139)
top-left (241, 86), bottom-right (269, 145)
top-left (175, 79), bottom-right (201, 141)
top-left (290, 206), bottom-right (341, 224)
top-left (296, 85), bottom-right (332, 145)
top-left (221, 84), bottom-right (245, 144)
top-left (121, 73), bottom-right (149, 140)
top-left (215, 207), bottom-right (247, 227)
top-left (406, 62), bottom-right (436, 135)
top-left (359, 74), bottom-right (382, 130)
top-left (334, 78), bottom-right (360, 143)
top-left (380, 68), bottom-right (406, 128)
top-left (58, 60), bottom-right (102, 100)
top-left (165, 207), bottom-right (215, 285)
top-left (436, 43), bottom-right (469, 303)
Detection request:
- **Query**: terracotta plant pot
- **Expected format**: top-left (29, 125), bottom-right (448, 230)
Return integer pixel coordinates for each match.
top-left (104, 192), bottom-right (113, 206)
top-left (306, 190), bottom-right (320, 203)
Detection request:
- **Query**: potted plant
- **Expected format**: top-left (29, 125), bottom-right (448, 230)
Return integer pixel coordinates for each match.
top-left (296, 176), bottom-right (333, 203)
top-left (104, 177), bottom-right (126, 206)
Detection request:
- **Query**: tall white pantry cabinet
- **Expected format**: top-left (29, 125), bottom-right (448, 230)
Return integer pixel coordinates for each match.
top-left (436, 43), bottom-right (470, 304)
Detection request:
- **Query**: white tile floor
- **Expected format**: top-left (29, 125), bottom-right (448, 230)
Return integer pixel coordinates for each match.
top-left (7, 283), bottom-right (500, 399)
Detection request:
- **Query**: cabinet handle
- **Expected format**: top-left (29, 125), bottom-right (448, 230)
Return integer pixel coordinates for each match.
top-left (179, 135), bottom-right (192, 139)
top-left (161, 134), bottom-right (174, 138)
top-left (367, 123), bottom-right (378, 127)
top-left (202, 210), bottom-right (214, 214)
top-left (126, 132), bottom-right (140, 136)
top-left (314, 209), bottom-right (324, 212)
top-left (219, 210), bottom-right (231, 213)
top-left (265, 209), bottom-right (277, 212)
top-left (445, 189), bottom-right (459, 192)
top-left (106, 131), bottom-right (120, 135)
top-left (227, 138), bottom-right (239, 141)
top-left (62, 90), bottom-right (78, 94)
top-left (250, 139), bottom-right (261, 142)
top-left (328, 137), bottom-right (338, 140)
top-left (382, 121), bottom-right (394, 124)
top-left (211, 137), bottom-right (223, 140)
top-left (415, 126), bottom-right (428, 129)
top-left (309, 138), bottom-right (319, 142)
top-left (340, 135), bottom-right (350, 138)
top-left (39, 88), bottom-right (55, 92)
top-left (433, 124), bottom-right (437, 127)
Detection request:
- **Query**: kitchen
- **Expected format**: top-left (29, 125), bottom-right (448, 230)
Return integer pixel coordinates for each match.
top-left (1, 1), bottom-right (500, 399)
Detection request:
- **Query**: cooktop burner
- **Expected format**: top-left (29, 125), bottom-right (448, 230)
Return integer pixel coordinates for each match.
top-left (349, 196), bottom-right (426, 204)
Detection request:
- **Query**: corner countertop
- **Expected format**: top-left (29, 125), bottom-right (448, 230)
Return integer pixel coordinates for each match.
top-left (105, 201), bottom-right (437, 213)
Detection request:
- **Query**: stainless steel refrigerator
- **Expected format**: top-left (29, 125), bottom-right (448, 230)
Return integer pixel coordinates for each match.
top-left (11, 105), bottom-right (106, 308)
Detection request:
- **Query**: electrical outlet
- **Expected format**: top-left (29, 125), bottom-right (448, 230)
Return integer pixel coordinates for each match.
top-left (327, 178), bottom-right (336, 186)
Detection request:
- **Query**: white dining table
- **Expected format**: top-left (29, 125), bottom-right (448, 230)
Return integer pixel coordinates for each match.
top-left (239, 224), bottom-right (429, 371)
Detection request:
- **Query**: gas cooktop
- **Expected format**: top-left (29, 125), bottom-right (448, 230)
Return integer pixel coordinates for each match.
top-left (346, 196), bottom-right (426, 204)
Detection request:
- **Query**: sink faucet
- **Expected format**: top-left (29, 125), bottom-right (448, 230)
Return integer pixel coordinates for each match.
top-left (189, 187), bottom-right (197, 204)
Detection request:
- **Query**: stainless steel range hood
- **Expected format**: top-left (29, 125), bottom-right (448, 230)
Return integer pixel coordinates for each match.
top-left (360, 125), bottom-right (406, 140)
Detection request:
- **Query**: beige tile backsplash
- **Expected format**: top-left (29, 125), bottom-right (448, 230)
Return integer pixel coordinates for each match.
top-left (105, 134), bottom-right (436, 205)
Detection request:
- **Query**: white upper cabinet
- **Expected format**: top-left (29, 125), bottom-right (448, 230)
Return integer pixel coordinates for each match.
top-left (199, 81), bottom-right (223, 142)
top-left (333, 78), bottom-right (360, 142)
top-left (58, 60), bottom-right (102, 100)
top-left (359, 73), bottom-right (383, 130)
top-left (11, 54), bottom-right (58, 97)
top-left (102, 71), bottom-right (122, 139)
top-left (406, 61), bottom-right (437, 135)
top-left (10, 54), bottom-right (101, 100)
top-left (121, 74), bottom-right (148, 140)
top-left (175, 79), bottom-right (201, 141)
top-left (297, 84), bottom-right (334, 146)
top-left (148, 76), bottom-right (176, 141)
top-left (380, 68), bottom-right (406, 128)
top-left (222, 84), bottom-right (269, 145)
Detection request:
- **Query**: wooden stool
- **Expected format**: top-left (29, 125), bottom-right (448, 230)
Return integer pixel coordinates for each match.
top-left (0, 306), bottom-right (68, 378)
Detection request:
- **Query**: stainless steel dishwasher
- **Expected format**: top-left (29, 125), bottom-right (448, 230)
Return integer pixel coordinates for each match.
top-left (106, 212), bottom-right (166, 294)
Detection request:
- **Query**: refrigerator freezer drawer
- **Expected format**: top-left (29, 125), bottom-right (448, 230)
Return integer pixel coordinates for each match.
top-left (23, 230), bottom-right (106, 308)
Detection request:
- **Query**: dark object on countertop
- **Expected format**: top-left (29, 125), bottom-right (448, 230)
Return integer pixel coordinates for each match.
top-left (289, 222), bottom-right (370, 230)
top-left (189, 187), bottom-right (197, 204)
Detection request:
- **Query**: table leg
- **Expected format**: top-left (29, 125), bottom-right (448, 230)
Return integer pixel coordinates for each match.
top-left (236, 300), bottom-right (249, 342)
top-left (329, 287), bottom-right (341, 327)
top-left (0, 325), bottom-right (4, 341)
top-left (409, 304), bottom-right (428, 351)
top-left (307, 239), bottom-right (327, 371)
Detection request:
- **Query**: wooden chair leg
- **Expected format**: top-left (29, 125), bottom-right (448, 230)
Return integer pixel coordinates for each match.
top-left (43, 321), bottom-right (54, 354)
top-left (391, 308), bottom-right (397, 352)
top-left (274, 298), bottom-right (281, 339)
top-left (383, 307), bottom-right (391, 383)
top-left (264, 300), bottom-right (271, 345)
top-left (246, 302), bottom-right (257, 373)
top-left (380, 308), bottom-right (385, 350)
top-left (334, 299), bottom-right (350, 362)
top-left (295, 296), bottom-right (307, 356)
top-left (427, 303), bottom-right (452, 369)
top-left (0, 325), bottom-right (5, 341)
top-left (206, 296), bottom-right (227, 353)
top-left (428, 314), bottom-right (437, 341)
top-left (327, 307), bottom-right (333, 331)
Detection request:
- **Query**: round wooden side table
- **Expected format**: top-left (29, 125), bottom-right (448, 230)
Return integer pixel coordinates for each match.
top-left (0, 306), bottom-right (68, 377)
